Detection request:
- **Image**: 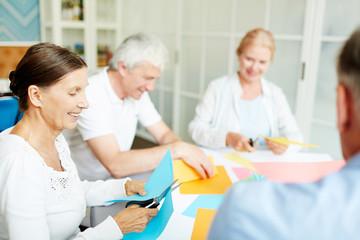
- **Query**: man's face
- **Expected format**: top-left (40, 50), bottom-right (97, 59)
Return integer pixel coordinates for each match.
top-left (121, 62), bottom-right (161, 100)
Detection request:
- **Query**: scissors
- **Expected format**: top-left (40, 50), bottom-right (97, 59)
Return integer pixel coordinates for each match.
top-left (125, 179), bottom-right (183, 209)
top-left (249, 137), bottom-right (259, 147)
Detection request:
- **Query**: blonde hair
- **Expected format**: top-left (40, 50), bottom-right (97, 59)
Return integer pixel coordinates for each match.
top-left (236, 28), bottom-right (275, 61)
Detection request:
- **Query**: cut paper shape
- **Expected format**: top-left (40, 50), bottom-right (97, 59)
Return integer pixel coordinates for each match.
top-left (173, 156), bottom-right (218, 183)
top-left (223, 153), bottom-right (257, 171)
top-left (258, 134), bottom-right (319, 148)
top-left (234, 171), bottom-right (266, 183)
top-left (109, 150), bottom-right (175, 240)
top-left (251, 160), bottom-right (346, 183)
top-left (190, 209), bottom-right (217, 240)
top-left (232, 167), bottom-right (253, 180)
top-left (182, 195), bottom-right (224, 218)
top-left (106, 149), bottom-right (173, 203)
top-left (250, 171), bottom-right (266, 181)
top-left (123, 189), bottom-right (174, 240)
top-left (179, 166), bottom-right (232, 194)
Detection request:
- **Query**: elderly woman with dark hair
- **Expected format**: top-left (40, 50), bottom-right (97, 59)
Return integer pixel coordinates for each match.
top-left (0, 43), bottom-right (157, 239)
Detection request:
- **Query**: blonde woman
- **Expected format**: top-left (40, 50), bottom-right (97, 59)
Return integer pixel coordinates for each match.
top-left (189, 28), bottom-right (302, 155)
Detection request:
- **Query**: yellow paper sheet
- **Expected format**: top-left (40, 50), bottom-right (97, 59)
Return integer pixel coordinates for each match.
top-left (191, 209), bottom-right (217, 240)
top-left (179, 166), bottom-right (233, 194)
top-left (223, 153), bottom-right (257, 171)
top-left (258, 134), bottom-right (320, 148)
top-left (173, 156), bottom-right (218, 183)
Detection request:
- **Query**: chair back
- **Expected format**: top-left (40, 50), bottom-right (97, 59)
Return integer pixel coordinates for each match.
top-left (0, 96), bottom-right (21, 132)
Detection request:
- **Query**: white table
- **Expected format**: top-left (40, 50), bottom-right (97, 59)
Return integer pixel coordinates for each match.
top-left (91, 148), bottom-right (334, 239)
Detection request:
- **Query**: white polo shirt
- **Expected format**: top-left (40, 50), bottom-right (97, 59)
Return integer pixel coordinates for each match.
top-left (64, 68), bottom-right (161, 181)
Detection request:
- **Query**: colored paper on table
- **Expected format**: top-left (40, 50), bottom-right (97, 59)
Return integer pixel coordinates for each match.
top-left (173, 156), bottom-right (218, 183)
top-left (251, 160), bottom-right (346, 183)
top-left (180, 166), bottom-right (233, 194)
top-left (232, 167), bottom-right (253, 180)
top-left (106, 149), bottom-right (173, 202)
top-left (258, 134), bottom-right (319, 148)
top-left (123, 189), bottom-right (174, 240)
top-left (233, 170), bottom-right (266, 183)
top-left (182, 194), bottom-right (224, 218)
top-left (190, 209), bottom-right (217, 240)
top-left (223, 153), bottom-right (256, 171)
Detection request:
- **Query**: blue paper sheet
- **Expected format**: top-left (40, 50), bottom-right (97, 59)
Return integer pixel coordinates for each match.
top-left (106, 149), bottom-right (174, 202)
top-left (123, 189), bottom-right (174, 240)
top-left (182, 194), bottom-right (225, 218)
top-left (107, 149), bottom-right (175, 240)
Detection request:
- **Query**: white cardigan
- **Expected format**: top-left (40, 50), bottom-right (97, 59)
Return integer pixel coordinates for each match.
top-left (188, 73), bottom-right (303, 151)
top-left (0, 129), bottom-right (128, 240)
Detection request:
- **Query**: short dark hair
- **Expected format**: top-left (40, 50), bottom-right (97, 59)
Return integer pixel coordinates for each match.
top-left (337, 27), bottom-right (360, 116)
top-left (9, 42), bottom-right (87, 111)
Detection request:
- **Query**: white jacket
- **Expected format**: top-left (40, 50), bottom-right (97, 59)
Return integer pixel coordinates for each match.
top-left (188, 73), bottom-right (303, 151)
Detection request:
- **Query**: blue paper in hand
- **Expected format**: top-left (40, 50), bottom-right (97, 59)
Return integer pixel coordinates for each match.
top-left (112, 149), bottom-right (174, 240)
top-left (106, 149), bottom-right (173, 202)
top-left (123, 188), bottom-right (174, 240)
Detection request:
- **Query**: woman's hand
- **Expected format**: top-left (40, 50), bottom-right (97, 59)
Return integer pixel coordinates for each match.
top-left (226, 132), bottom-right (255, 152)
top-left (125, 180), bottom-right (146, 196)
top-left (113, 205), bottom-right (158, 234)
top-left (265, 139), bottom-right (288, 155)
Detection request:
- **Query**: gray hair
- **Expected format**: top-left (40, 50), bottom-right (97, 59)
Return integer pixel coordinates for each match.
top-left (109, 32), bottom-right (169, 72)
top-left (337, 27), bottom-right (360, 116)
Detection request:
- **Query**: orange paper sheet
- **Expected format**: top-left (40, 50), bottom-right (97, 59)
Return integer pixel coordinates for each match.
top-left (223, 153), bottom-right (256, 171)
top-left (180, 166), bottom-right (233, 194)
top-left (251, 160), bottom-right (346, 183)
top-left (173, 156), bottom-right (218, 183)
top-left (191, 209), bottom-right (217, 240)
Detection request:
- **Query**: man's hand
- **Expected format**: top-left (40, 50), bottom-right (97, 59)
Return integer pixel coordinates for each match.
top-left (265, 139), bottom-right (288, 155)
top-left (113, 205), bottom-right (158, 234)
top-left (173, 141), bottom-right (215, 179)
top-left (226, 132), bottom-right (256, 152)
top-left (125, 180), bottom-right (147, 196)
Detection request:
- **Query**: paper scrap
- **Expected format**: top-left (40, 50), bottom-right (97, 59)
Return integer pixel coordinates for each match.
top-left (182, 195), bottom-right (224, 218)
top-left (223, 153), bottom-right (256, 171)
top-left (190, 209), bottom-right (217, 240)
top-left (173, 156), bottom-right (218, 183)
top-left (234, 171), bottom-right (266, 183)
top-left (232, 167), bottom-right (253, 180)
top-left (251, 160), bottom-right (346, 183)
top-left (258, 134), bottom-right (319, 147)
top-left (179, 166), bottom-right (232, 194)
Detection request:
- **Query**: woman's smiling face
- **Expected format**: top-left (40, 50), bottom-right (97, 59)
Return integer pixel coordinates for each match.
top-left (38, 67), bottom-right (89, 131)
top-left (238, 44), bottom-right (272, 83)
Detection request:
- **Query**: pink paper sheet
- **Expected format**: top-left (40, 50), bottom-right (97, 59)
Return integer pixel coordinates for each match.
top-left (249, 160), bottom-right (346, 183)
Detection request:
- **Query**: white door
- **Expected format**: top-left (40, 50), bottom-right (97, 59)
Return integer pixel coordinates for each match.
top-left (306, 0), bottom-right (360, 159)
